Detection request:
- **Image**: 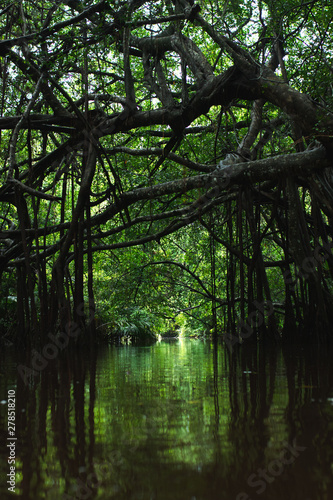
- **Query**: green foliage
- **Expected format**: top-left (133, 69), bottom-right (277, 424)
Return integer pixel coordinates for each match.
top-left (1, 0), bottom-right (333, 341)
top-left (101, 306), bottom-right (157, 343)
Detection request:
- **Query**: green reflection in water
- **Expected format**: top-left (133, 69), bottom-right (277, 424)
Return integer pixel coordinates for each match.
top-left (1, 339), bottom-right (333, 500)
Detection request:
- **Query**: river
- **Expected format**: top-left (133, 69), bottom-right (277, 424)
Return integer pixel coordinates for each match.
top-left (1, 338), bottom-right (333, 499)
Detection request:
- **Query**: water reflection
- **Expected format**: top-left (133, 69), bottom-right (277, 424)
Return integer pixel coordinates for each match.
top-left (1, 339), bottom-right (333, 499)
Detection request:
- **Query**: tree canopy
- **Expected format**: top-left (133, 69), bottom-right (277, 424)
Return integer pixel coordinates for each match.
top-left (1, 0), bottom-right (333, 344)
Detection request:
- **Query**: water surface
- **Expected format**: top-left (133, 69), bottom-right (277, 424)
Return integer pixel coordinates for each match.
top-left (1, 338), bottom-right (333, 499)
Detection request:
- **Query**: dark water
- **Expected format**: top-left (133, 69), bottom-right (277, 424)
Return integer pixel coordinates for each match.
top-left (1, 338), bottom-right (333, 500)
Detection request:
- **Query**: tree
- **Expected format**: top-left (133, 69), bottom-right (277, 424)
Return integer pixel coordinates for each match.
top-left (1, 0), bottom-right (333, 343)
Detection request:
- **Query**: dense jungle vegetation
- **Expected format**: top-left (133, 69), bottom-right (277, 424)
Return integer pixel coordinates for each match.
top-left (1, 0), bottom-right (333, 346)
